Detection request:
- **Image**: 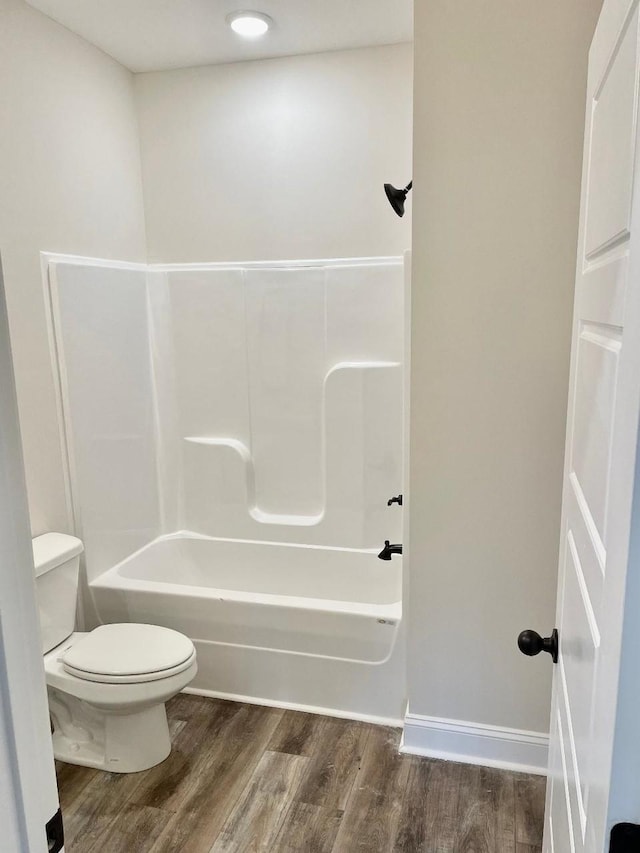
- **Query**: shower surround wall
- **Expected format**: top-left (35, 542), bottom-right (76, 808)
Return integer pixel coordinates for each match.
top-left (162, 263), bottom-right (403, 546)
top-left (48, 256), bottom-right (405, 721)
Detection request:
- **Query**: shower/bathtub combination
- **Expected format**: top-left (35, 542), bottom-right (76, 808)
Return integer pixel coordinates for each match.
top-left (47, 255), bottom-right (406, 722)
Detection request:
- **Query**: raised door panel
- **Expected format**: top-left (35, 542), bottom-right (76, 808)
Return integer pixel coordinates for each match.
top-left (584, 6), bottom-right (638, 259)
top-left (570, 324), bottom-right (620, 543)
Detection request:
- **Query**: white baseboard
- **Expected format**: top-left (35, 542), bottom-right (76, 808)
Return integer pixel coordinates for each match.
top-left (400, 711), bottom-right (548, 775)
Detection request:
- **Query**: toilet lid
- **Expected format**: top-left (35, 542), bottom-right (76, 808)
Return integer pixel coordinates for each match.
top-left (62, 624), bottom-right (195, 683)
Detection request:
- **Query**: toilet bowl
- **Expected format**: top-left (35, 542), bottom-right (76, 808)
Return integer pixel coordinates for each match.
top-left (45, 624), bottom-right (197, 772)
top-left (34, 533), bottom-right (197, 773)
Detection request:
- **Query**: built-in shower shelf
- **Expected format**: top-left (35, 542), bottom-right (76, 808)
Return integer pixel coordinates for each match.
top-left (325, 361), bottom-right (402, 373)
top-left (250, 508), bottom-right (324, 526)
top-left (183, 436), bottom-right (324, 526)
top-left (182, 359), bottom-right (402, 534)
top-left (184, 436), bottom-right (251, 457)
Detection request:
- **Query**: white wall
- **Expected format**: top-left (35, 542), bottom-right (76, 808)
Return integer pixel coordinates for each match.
top-left (135, 44), bottom-right (413, 263)
top-left (408, 0), bottom-right (603, 739)
top-left (0, 0), bottom-right (147, 535)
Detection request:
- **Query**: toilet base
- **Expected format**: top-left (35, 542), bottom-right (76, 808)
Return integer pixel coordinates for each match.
top-left (49, 688), bottom-right (172, 773)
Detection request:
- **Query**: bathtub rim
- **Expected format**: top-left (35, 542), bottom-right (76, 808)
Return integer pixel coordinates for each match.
top-left (89, 530), bottom-right (402, 619)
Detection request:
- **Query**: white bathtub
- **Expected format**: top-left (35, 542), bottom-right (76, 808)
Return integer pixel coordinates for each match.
top-left (89, 533), bottom-right (405, 722)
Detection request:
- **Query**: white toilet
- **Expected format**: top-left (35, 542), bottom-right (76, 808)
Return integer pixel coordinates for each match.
top-left (33, 532), bottom-right (197, 773)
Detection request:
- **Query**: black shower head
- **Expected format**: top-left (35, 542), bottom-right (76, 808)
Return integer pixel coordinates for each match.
top-left (384, 180), bottom-right (413, 217)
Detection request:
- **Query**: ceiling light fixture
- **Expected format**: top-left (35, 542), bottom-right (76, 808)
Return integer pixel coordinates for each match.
top-left (227, 11), bottom-right (273, 38)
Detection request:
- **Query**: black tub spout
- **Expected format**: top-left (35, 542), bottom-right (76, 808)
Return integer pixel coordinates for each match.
top-left (378, 540), bottom-right (402, 560)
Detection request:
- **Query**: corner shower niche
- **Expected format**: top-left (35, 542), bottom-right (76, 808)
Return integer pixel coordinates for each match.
top-left (48, 256), bottom-right (406, 721)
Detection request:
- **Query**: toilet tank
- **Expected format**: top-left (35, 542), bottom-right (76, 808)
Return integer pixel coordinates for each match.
top-left (32, 533), bottom-right (84, 654)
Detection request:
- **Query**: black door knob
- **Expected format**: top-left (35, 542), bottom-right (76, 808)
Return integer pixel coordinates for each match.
top-left (517, 628), bottom-right (559, 664)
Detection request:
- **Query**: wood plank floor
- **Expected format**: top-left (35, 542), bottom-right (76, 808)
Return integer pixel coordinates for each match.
top-left (56, 695), bottom-right (546, 853)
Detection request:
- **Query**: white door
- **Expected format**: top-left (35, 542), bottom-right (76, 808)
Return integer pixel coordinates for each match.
top-left (0, 257), bottom-right (61, 851)
top-left (542, 0), bottom-right (640, 850)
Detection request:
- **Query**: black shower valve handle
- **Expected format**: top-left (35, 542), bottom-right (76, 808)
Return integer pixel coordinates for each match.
top-left (387, 494), bottom-right (403, 507)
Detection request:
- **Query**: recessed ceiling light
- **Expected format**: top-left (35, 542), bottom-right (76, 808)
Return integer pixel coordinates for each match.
top-left (227, 11), bottom-right (273, 38)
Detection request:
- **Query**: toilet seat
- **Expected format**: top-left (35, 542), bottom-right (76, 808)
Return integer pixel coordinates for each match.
top-left (61, 623), bottom-right (196, 684)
